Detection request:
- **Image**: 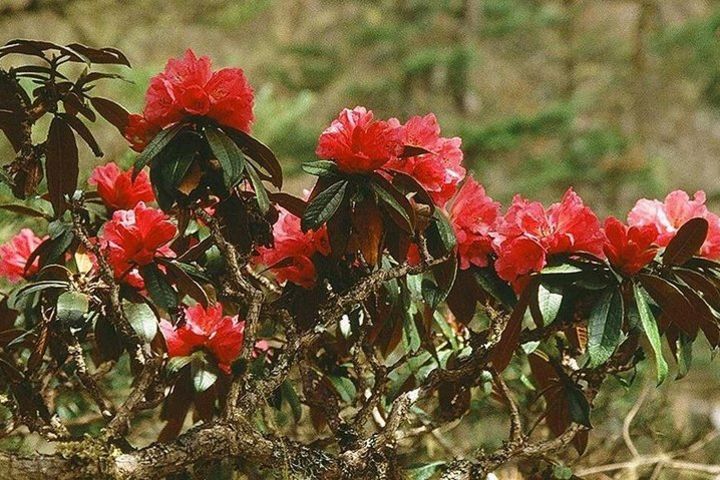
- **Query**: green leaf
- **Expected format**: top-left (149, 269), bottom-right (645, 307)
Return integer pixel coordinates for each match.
top-left (163, 149), bottom-right (196, 190)
top-left (473, 268), bottom-right (517, 308)
top-left (371, 181), bottom-right (413, 233)
top-left (553, 465), bottom-right (574, 480)
top-left (402, 309), bottom-right (422, 353)
top-left (565, 383), bottom-right (592, 428)
top-left (541, 264), bottom-right (583, 275)
top-left (633, 283), bottom-right (669, 385)
top-left (431, 209), bottom-right (457, 252)
top-left (167, 355), bottom-right (192, 374)
top-left (406, 461), bottom-right (446, 480)
top-left (140, 263), bottom-right (178, 311)
top-left (0, 203), bottom-right (51, 219)
top-left (301, 160), bottom-right (337, 177)
top-left (537, 284), bottom-right (563, 325)
top-left (191, 353), bottom-right (218, 392)
top-left (16, 280), bottom-right (70, 300)
top-left (327, 375), bottom-right (356, 403)
top-left (587, 288), bottom-right (624, 367)
top-left (246, 164), bottom-right (270, 214)
top-left (280, 380), bottom-right (302, 422)
top-left (301, 180), bottom-right (348, 231)
top-left (133, 124), bottom-right (184, 176)
top-left (205, 127), bottom-right (246, 188)
top-left (123, 300), bottom-right (158, 343)
top-left (56, 291), bottom-right (89, 324)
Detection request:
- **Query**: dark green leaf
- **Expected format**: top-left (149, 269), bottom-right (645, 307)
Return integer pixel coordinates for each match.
top-left (246, 164), bottom-right (270, 214)
top-left (633, 282), bottom-right (668, 385)
top-left (301, 160), bottom-right (337, 177)
top-left (224, 128), bottom-right (282, 188)
top-left (280, 380), bottom-right (302, 422)
top-left (473, 268), bottom-right (517, 308)
top-left (370, 173), bottom-right (414, 233)
top-left (537, 284), bottom-right (563, 325)
top-left (123, 300), bottom-right (158, 343)
top-left (301, 180), bottom-right (348, 231)
top-left (133, 124), bottom-right (184, 177)
top-left (140, 263), bottom-right (178, 311)
top-left (0, 204), bottom-right (51, 219)
top-left (15, 280), bottom-right (69, 300)
top-left (431, 209), bottom-right (456, 252)
top-left (587, 288), bottom-right (624, 367)
top-left (402, 309), bottom-right (422, 353)
top-left (205, 127), bottom-right (246, 189)
top-left (565, 384), bottom-right (591, 428)
top-left (56, 291), bottom-right (89, 324)
top-left (327, 375), bottom-right (356, 403)
top-left (191, 353), bottom-right (217, 392)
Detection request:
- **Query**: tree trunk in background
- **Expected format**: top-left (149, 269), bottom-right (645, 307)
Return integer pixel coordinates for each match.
top-left (632, 0), bottom-right (660, 158)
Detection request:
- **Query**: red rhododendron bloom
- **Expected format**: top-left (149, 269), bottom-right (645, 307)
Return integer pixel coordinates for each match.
top-left (385, 114), bottom-right (466, 206)
top-left (99, 202), bottom-right (177, 287)
top-left (494, 189), bottom-right (605, 290)
top-left (316, 106), bottom-right (403, 174)
top-left (628, 190), bottom-right (720, 259)
top-left (124, 113), bottom-right (160, 152)
top-left (256, 200), bottom-right (330, 288)
top-left (448, 176), bottom-right (500, 269)
top-left (125, 49), bottom-right (254, 150)
top-left (0, 229), bottom-right (45, 282)
top-left (89, 162), bottom-right (155, 211)
top-left (160, 303), bottom-right (245, 373)
top-left (603, 217), bottom-right (659, 276)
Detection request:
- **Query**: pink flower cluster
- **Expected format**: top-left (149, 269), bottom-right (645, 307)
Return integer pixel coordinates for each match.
top-left (160, 303), bottom-right (245, 374)
top-left (316, 107), bottom-right (465, 206)
top-left (0, 228), bottom-right (45, 282)
top-left (256, 198), bottom-right (331, 288)
top-left (628, 190), bottom-right (720, 259)
top-left (493, 190), bottom-right (606, 290)
top-left (125, 49), bottom-right (254, 151)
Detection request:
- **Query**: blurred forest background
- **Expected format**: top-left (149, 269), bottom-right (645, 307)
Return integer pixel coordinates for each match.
top-left (2, 0), bottom-right (720, 478)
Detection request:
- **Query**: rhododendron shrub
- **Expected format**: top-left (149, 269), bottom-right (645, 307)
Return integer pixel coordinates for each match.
top-left (1, 40), bottom-right (720, 480)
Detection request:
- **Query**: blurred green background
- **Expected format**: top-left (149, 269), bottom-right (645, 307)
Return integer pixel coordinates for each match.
top-left (2, 0), bottom-right (720, 477)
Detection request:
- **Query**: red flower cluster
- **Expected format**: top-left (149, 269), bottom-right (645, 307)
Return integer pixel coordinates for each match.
top-left (89, 162), bottom-right (154, 211)
top-left (0, 229), bottom-right (45, 282)
top-left (125, 49), bottom-right (254, 151)
top-left (99, 202), bottom-right (177, 288)
top-left (493, 189), bottom-right (605, 290)
top-left (628, 190), bottom-right (720, 260)
top-left (385, 114), bottom-right (466, 206)
top-left (448, 177), bottom-right (500, 270)
top-left (256, 201), bottom-right (330, 288)
top-left (603, 217), bottom-right (659, 276)
top-left (160, 303), bottom-right (245, 373)
top-left (316, 107), bottom-right (403, 174)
